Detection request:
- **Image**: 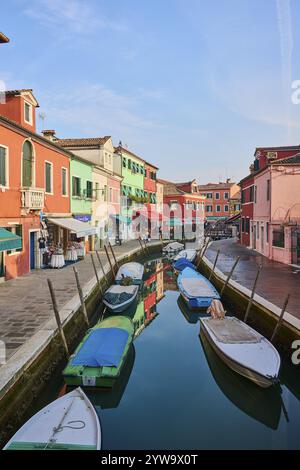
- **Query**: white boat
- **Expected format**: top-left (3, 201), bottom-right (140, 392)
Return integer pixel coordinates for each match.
top-left (162, 242), bottom-right (184, 253)
top-left (115, 262), bottom-right (144, 285)
top-left (173, 249), bottom-right (197, 262)
top-left (3, 388), bottom-right (101, 450)
top-left (200, 317), bottom-right (281, 388)
top-left (103, 285), bottom-right (139, 312)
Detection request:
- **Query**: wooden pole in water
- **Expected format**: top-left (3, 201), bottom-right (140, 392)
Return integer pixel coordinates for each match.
top-left (209, 249), bottom-right (220, 281)
top-left (47, 278), bottom-right (69, 357)
top-left (220, 256), bottom-right (240, 296)
top-left (91, 253), bottom-right (103, 294)
top-left (73, 267), bottom-right (89, 327)
top-left (108, 241), bottom-right (119, 270)
top-left (104, 244), bottom-right (115, 278)
top-left (96, 250), bottom-right (108, 284)
top-left (138, 236), bottom-right (146, 254)
top-left (197, 238), bottom-right (210, 268)
top-left (244, 264), bottom-right (262, 323)
top-left (270, 293), bottom-right (290, 343)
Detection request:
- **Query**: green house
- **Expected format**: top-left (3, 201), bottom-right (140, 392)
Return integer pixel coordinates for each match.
top-left (117, 147), bottom-right (145, 217)
top-left (70, 156), bottom-right (94, 222)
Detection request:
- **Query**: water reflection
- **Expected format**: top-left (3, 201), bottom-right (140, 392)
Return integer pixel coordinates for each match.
top-left (199, 329), bottom-right (282, 430)
top-left (177, 295), bottom-right (207, 324)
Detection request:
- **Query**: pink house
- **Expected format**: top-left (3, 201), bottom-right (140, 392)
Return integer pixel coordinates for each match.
top-left (252, 154), bottom-right (300, 265)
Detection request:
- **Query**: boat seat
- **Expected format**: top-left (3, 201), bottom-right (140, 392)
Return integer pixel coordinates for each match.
top-left (202, 317), bottom-right (261, 344)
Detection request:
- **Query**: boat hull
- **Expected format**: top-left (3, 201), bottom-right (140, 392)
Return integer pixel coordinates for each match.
top-left (103, 287), bottom-right (139, 313)
top-left (200, 320), bottom-right (280, 388)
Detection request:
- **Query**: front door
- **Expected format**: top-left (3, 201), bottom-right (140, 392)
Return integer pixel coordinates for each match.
top-left (253, 224), bottom-right (256, 249)
top-left (30, 232), bottom-right (35, 270)
top-left (261, 226), bottom-right (264, 252)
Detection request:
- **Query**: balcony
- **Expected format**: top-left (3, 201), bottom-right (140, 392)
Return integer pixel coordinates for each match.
top-left (21, 188), bottom-right (44, 211)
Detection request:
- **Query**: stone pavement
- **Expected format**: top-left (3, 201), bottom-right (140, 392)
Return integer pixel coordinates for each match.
top-left (0, 240), bottom-right (158, 361)
top-left (205, 239), bottom-right (300, 320)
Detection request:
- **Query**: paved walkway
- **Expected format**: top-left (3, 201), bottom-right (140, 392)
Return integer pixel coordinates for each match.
top-left (205, 239), bottom-right (300, 320)
top-left (0, 240), bottom-right (157, 361)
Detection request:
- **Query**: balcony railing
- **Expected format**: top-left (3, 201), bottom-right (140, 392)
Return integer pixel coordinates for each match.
top-left (21, 188), bottom-right (45, 211)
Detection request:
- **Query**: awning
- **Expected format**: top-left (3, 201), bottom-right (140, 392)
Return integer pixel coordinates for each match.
top-left (0, 227), bottom-right (22, 252)
top-left (110, 214), bottom-right (132, 225)
top-left (48, 218), bottom-right (96, 237)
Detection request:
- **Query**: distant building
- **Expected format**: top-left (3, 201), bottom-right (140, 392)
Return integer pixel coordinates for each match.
top-left (198, 180), bottom-right (239, 222)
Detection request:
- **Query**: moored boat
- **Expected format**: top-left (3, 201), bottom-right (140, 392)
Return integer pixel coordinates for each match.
top-left (200, 316), bottom-right (281, 388)
top-left (115, 262), bottom-right (144, 285)
top-left (173, 249), bottom-right (197, 263)
top-left (3, 388), bottom-right (101, 450)
top-left (173, 258), bottom-right (196, 274)
top-left (103, 285), bottom-right (139, 312)
top-left (162, 241), bottom-right (184, 254)
top-left (177, 267), bottom-right (220, 309)
top-left (63, 316), bottom-right (134, 388)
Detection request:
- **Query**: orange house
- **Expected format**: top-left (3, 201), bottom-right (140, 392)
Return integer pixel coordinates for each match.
top-left (0, 89), bottom-right (71, 280)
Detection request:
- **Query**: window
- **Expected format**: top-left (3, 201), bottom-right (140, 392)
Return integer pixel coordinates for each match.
top-left (245, 218), bottom-right (250, 233)
top-left (128, 159), bottom-right (132, 170)
top-left (224, 192), bottom-right (229, 200)
top-left (95, 182), bottom-right (99, 200)
top-left (6, 225), bottom-right (23, 254)
top-left (0, 146), bottom-right (8, 187)
top-left (266, 222), bottom-right (269, 243)
top-left (216, 205), bottom-right (221, 212)
top-left (241, 190), bottom-right (245, 204)
top-left (273, 228), bottom-right (285, 248)
top-left (267, 179), bottom-right (270, 201)
top-left (22, 140), bottom-right (34, 187)
top-left (254, 185), bottom-right (257, 203)
top-left (61, 168), bottom-right (67, 196)
top-left (104, 185), bottom-right (107, 201)
top-left (109, 187), bottom-right (113, 202)
top-left (72, 176), bottom-right (81, 197)
top-left (122, 157), bottom-right (126, 168)
top-left (215, 192), bottom-right (220, 200)
top-left (86, 181), bottom-right (93, 199)
top-left (256, 222), bottom-right (259, 239)
top-left (234, 203), bottom-right (241, 211)
top-left (206, 205), bottom-right (213, 212)
top-left (242, 217), bottom-right (245, 232)
top-left (224, 204), bottom-right (229, 212)
top-left (249, 186), bottom-right (254, 202)
top-left (206, 193), bottom-right (213, 199)
top-left (24, 101), bottom-right (32, 124)
top-left (45, 162), bottom-right (52, 194)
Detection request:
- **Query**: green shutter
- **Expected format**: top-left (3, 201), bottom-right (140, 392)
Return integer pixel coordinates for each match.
top-left (0, 147), bottom-right (6, 186)
top-left (22, 141), bottom-right (33, 187)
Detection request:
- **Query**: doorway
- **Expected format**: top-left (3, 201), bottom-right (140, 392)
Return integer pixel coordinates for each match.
top-left (261, 225), bottom-right (264, 252)
top-left (29, 231), bottom-right (38, 270)
top-left (0, 252), bottom-right (5, 282)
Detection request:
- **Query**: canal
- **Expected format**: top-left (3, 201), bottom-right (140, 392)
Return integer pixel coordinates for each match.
top-left (20, 256), bottom-right (300, 450)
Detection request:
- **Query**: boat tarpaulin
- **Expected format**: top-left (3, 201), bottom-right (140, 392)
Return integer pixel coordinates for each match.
top-left (0, 227), bottom-right (22, 252)
top-left (48, 217), bottom-right (96, 237)
top-left (72, 328), bottom-right (129, 367)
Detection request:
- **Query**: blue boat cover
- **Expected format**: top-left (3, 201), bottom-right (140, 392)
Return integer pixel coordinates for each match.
top-left (173, 258), bottom-right (196, 272)
top-left (72, 328), bottom-right (129, 367)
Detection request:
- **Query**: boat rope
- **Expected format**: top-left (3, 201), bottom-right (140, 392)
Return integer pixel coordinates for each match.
top-left (53, 420), bottom-right (86, 432)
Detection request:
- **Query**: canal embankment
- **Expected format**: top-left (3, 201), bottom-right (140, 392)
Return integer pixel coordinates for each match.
top-left (0, 239), bottom-right (164, 446)
top-left (199, 239), bottom-right (300, 354)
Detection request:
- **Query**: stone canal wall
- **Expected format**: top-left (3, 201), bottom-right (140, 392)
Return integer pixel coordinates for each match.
top-left (199, 254), bottom-right (300, 355)
top-left (0, 241), bottom-right (163, 448)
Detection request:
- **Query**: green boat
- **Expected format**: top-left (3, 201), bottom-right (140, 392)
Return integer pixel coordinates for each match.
top-left (63, 316), bottom-right (134, 388)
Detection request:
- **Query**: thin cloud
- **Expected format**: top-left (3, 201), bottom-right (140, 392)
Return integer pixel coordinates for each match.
top-left (24, 0), bottom-right (129, 35)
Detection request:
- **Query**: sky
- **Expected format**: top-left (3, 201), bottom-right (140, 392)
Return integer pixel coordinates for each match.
top-left (1, 0), bottom-right (300, 183)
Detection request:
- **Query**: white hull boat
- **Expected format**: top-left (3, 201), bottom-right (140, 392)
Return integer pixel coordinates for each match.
top-left (3, 387), bottom-right (101, 450)
top-left (162, 242), bottom-right (184, 254)
top-left (103, 285), bottom-right (139, 312)
top-left (173, 249), bottom-right (197, 262)
top-left (200, 317), bottom-right (281, 388)
top-left (115, 262), bottom-right (144, 285)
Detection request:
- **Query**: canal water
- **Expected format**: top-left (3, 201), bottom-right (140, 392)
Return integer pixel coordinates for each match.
top-left (25, 256), bottom-right (300, 450)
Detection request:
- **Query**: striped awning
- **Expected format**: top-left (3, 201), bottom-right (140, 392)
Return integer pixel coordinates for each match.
top-left (0, 227), bottom-right (22, 252)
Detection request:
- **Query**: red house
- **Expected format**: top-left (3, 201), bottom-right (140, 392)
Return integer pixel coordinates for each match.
top-left (0, 89), bottom-right (71, 280)
top-left (239, 146), bottom-right (300, 247)
top-left (144, 161), bottom-right (158, 211)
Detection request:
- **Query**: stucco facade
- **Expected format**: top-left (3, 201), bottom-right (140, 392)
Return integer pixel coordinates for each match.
top-left (70, 157), bottom-right (93, 219)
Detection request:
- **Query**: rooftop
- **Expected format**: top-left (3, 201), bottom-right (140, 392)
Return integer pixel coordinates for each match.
top-left (198, 182), bottom-right (235, 190)
top-left (56, 136), bottom-right (111, 148)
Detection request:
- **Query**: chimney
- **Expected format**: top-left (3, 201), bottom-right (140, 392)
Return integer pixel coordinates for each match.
top-left (42, 129), bottom-right (56, 141)
top-left (249, 163), bottom-right (255, 174)
top-left (226, 178), bottom-right (231, 183)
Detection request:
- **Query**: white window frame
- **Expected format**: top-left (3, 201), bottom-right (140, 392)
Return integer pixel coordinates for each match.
top-left (215, 192), bottom-right (220, 200)
top-left (45, 161), bottom-right (53, 195)
top-left (224, 204), bottom-right (229, 212)
top-left (61, 167), bottom-right (68, 197)
top-left (216, 204), bottom-right (221, 212)
top-left (24, 100), bottom-right (33, 125)
top-left (224, 192), bottom-right (229, 200)
top-left (0, 145), bottom-right (9, 189)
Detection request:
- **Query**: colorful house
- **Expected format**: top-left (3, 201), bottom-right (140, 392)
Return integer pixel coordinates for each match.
top-left (240, 146), bottom-right (300, 247)
top-left (252, 154), bottom-right (300, 265)
top-left (198, 180), bottom-right (240, 222)
top-left (0, 89), bottom-right (72, 280)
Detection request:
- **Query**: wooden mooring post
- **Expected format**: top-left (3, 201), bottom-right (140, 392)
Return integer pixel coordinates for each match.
top-left (209, 249), bottom-right (220, 281)
top-left (270, 293), bottom-right (290, 343)
top-left (220, 256), bottom-right (240, 296)
top-left (104, 244), bottom-right (115, 278)
top-left (73, 266), bottom-right (89, 327)
top-left (47, 278), bottom-right (69, 357)
top-left (108, 241), bottom-right (120, 270)
top-left (138, 236), bottom-right (146, 254)
top-left (91, 253), bottom-right (103, 294)
top-left (244, 264), bottom-right (262, 323)
top-left (96, 250), bottom-right (108, 284)
top-left (196, 238), bottom-right (210, 269)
